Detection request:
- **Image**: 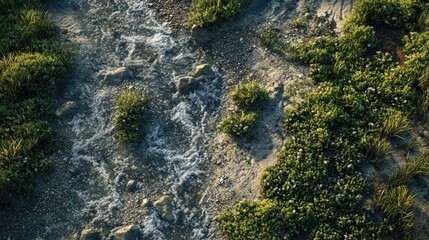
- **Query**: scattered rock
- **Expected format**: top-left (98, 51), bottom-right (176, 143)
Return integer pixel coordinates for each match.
top-left (80, 227), bottom-right (101, 240)
top-left (55, 101), bottom-right (78, 118)
top-left (191, 25), bottom-right (211, 42)
top-left (176, 76), bottom-right (201, 95)
top-left (104, 67), bottom-right (133, 83)
top-left (154, 195), bottom-right (174, 222)
top-left (126, 180), bottom-right (137, 192)
top-left (193, 64), bottom-right (215, 78)
top-left (111, 224), bottom-right (140, 240)
top-left (141, 198), bottom-right (152, 209)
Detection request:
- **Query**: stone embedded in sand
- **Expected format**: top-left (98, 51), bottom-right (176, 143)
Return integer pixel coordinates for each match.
top-left (126, 180), bottom-right (138, 192)
top-left (193, 64), bottom-right (215, 78)
top-left (176, 76), bottom-right (201, 95)
top-left (154, 195), bottom-right (174, 222)
top-left (111, 224), bottom-right (140, 240)
top-left (55, 101), bottom-right (78, 118)
top-left (141, 198), bottom-right (152, 209)
top-left (80, 227), bottom-right (101, 240)
top-left (104, 67), bottom-right (133, 83)
top-left (190, 25), bottom-right (211, 42)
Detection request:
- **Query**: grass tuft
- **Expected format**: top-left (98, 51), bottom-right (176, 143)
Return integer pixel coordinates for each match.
top-left (218, 111), bottom-right (257, 137)
top-left (229, 80), bottom-right (269, 111)
top-left (113, 89), bottom-right (149, 143)
top-left (389, 149), bottom-right (429, 188)
top-left (375, 186), bottom-right (415, 239)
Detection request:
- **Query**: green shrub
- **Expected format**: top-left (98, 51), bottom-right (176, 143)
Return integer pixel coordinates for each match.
top-left (187, 0), bottom-right (250, 27)
top-left (229, 80), bottom-right (269, 111)
top-left (375, 186), bottom-right (415, 239)
top-left (113, 89), bottom-right (149, 143)
top-left (218, 112), bottom-right (257, 137)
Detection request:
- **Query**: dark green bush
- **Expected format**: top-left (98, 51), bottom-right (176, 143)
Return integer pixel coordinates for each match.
top-left (229, 80), bottom-right (269, 111)
top-left (113, 89), bottom-right (149, 143)
top-left (218, 112), bottom-right (257, 137)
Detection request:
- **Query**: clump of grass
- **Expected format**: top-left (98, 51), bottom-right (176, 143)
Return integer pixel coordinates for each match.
top-left (379, 110), bottom-right (410, 138)
top-left (229, 80), bottom-right (269, 111)
top-left (364, 135), bottom-right (391, 164)
top-left (389, 149), bottom-right (429, 187)
top-left (375, 186), bottom-right (415, 238)
top-left (259, 28), bottom-right (289, 56)
top-left (218, 111), bottom-right (257, 137)
top-left (113, 89), bottom-right (149, 143)
top-left (187, 0), bottom-right (250, 27)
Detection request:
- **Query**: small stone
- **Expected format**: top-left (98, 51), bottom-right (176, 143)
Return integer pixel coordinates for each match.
top-left (141, 198), bottom-right (152, 209)
top-left (176, 76), bottom-right (201, 95)
top-left (126, 180), bottom-right (137, 192)
top-left (80, 227), bottom-right (101, 240)
top-left (193, 64), bottom-right (215, 78)
top-left (55, 101), bottom-right (78, 118)
top-left (104, 67), bottom-right (133, 83)
top-left (111, 225), bottom-right (140, 240)
top-left (190, 25), bottom-right (211, 42)
top-left (154, 195), bottom-right (174, 222)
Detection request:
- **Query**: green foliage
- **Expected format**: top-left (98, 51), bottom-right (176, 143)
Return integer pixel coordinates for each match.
top-left (375, 186), bottom-right (415, 239)
top-left (0, 0), bottom-right (72, 204)
top-left (113, 89), bottom-right (149, 143)
top-left (219, 0), bottom-right (429, 238)
top-left (229, 80), bottom-right (269, 111)
top-left (389, 149), bottom-right (429, 187)
top-left (187, 0), bottom-right (250, 27)
top-left (259, 28), bottom-right (289, 56)
top-left (218, 112), bottom-right (257, 137)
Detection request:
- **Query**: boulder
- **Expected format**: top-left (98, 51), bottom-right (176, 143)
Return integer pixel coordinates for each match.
top-left (126, 180), bottom-right (137, 192)
top-left (193, 64), bottom-right (215, 78)
top-left (176, 76), bottom-right (200, 95)
top-left (154, 196), bottom-right (174, 222)
top-left (190, 25), bottom-right (211, 42)
top-left (55, 101), bottom-right (78, 118)
top-left (80, 227), bottom-right (101, 240)
top-left (111, 224), bottom-right (140, 240)
top-left (104, 67), bottom-right (133, 83)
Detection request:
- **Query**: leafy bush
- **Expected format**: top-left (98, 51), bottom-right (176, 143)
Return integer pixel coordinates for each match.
top-left (229, 80), bottom-right (268, 111)
top-left (218, 112), bottom-right (257, 137)
top-left (113, 89), bottom-right (149, 143)
top-left (187, 0), bottom-right (250, 27)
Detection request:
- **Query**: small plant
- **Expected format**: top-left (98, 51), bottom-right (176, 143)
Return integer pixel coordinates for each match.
top-left (379, 110), bottom-right (410, 138)
top-left (229, 80), bottom-right (269, 111)
top-left (187, 0), bottom-right (250, 27)
top-left (389, 149), bottom-right (429, 188)
top-left (259, 28), bottom-right (289, 56)
top-left (374, 186), bottom-right (415, 239)
top-left (113, 89), bottom-right (149, 143)
top-left (364, 135), bottom-right (390, 164)
top-left (218, 112), bottom-right (258, 137)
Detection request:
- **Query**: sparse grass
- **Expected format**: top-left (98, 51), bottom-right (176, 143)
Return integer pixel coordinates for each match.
top-left (389, 149), bottom-right (429, 188)
top-left (187, 0), bottom-right (250, 27)
top-left (229, 80), bottom-right (268, 111)
top-left (113, 89), bottom-right (149, 143)
top-left (259, 28), bottom-right (289, 56)
top-left (375, 186), bottom-right (415, 239)
top-left (218, 112), bottom-right (257, 137)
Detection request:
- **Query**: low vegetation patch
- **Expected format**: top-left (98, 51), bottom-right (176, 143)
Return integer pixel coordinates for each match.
top-left (0, 0), bottom-right (72, 204)
top-left (219, 0), bottom-right (429, 238)
top-left (187, 0), bottom-right (251, 27)
top-left (219, 80), bottom-right (268, 137)
top-left (113, 89), bottom-right (149, 143)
